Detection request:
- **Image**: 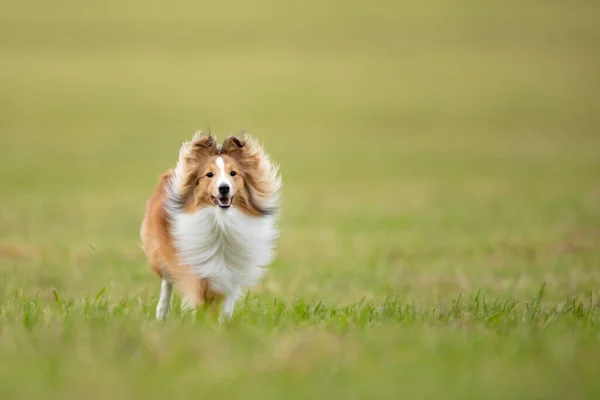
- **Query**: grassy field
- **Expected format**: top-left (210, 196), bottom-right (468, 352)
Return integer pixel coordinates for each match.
top-left (1, 0), bottom-right (600, 398)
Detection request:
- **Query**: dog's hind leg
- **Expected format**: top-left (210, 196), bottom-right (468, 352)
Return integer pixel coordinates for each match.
top-left (179, 276), bottom-right (223, 319)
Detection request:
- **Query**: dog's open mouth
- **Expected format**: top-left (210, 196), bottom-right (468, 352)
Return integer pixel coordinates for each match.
top-left (211, 195), bottom-right (233, 209)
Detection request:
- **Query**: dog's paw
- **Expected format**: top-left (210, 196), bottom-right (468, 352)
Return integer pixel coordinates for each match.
top-left (155, 304), bottom-right (170, 321)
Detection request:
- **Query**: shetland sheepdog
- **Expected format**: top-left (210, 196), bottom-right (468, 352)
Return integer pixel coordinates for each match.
top-left (140, 132), bottom-right (282, 321)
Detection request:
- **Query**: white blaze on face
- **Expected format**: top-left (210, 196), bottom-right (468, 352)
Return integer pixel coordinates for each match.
top-left (216, 156), bottom-right (232, 195)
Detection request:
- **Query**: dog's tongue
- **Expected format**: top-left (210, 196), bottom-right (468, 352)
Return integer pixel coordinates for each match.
top-left (218, 197), bottom-right (231, 206)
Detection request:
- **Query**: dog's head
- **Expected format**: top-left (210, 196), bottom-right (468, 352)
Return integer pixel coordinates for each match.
top-left (168, 132), bottom-right (281, 216)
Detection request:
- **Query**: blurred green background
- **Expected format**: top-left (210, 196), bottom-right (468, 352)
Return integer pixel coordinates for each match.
top-left (1, 0), bottom-right (599, 398)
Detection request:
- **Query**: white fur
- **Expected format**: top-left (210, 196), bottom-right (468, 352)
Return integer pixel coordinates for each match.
top-left (215, 156), bottom-right (232, 190)
top-left (169, 206), bottom-right (279, 317)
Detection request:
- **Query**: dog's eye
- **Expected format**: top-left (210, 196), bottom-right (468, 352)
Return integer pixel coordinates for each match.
top-left (230, 171), bottom-right (237, 177)
top-left (206, 172), bottom-right (214, 178)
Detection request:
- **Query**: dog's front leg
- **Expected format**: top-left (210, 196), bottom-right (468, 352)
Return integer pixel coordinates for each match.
top-left (219, 287), bottom-right (240, 323)
top-left (156, 279), bottom-right (173, 321)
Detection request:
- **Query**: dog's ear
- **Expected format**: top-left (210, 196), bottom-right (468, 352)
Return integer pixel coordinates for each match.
top-left (221, 135), bottom-right (246, 153)
top-left (188, 132), bottom-right (217, 162)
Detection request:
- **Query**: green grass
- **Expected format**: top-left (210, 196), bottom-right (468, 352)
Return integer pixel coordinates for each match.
top-left (1, 0), bottom-right (600, 398)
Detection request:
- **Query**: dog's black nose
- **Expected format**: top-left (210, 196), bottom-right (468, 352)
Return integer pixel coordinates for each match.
top-left (218, 184), bottom-right (230, 194)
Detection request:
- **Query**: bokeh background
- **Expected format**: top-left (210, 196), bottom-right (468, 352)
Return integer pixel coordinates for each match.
top-left (1, 0), bottom-right (599, 398)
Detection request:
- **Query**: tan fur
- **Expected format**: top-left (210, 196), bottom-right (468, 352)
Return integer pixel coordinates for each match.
top-left (140, 132), bottom-right (281, 311)
top-left (140, 171), bottom-right (176, 279)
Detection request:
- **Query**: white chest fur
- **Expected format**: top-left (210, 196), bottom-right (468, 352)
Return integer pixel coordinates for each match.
top-left (169, 207), bottom-right (279, 296)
